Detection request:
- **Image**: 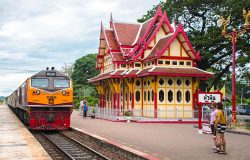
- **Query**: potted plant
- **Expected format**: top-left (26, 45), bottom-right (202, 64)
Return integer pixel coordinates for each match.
top-left (124, 110), bottom-right (132, 122)
top-left (91, 108), bottom-right (96, 119)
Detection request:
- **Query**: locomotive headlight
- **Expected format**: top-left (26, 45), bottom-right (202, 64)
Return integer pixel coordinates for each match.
top-left (62, 90), bottom-right (66, 95)
top-left (36, 90), bottom-right (40, 95)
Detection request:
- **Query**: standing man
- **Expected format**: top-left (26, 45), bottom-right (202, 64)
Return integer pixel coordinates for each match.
top-left (83, 99), bottom-right (88, 118)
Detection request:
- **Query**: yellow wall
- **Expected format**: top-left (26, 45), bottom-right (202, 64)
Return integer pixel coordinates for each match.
top-left (156, 76), bottom-right (193, 118)
top-left (155, 27), bottom-right (166, 43)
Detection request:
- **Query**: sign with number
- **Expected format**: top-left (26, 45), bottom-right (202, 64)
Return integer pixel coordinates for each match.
top-left (198, 93), bottom-right (222, 103)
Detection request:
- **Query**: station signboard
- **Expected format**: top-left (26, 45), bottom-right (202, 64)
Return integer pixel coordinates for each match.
top-left (198, 93), bottom-right (222, 103)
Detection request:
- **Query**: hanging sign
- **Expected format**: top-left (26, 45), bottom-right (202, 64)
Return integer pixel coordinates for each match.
top-left (198, 93), bottom-right (222, 103)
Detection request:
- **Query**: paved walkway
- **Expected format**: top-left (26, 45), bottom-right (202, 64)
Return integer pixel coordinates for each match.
top-left (71, 111), bottom-right (250, 160)
top-left (0, 105), bottom-right (51, 160)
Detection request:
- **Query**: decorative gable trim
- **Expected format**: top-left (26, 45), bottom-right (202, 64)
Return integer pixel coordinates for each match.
top-left (155, 24), bottom-right (200, 60)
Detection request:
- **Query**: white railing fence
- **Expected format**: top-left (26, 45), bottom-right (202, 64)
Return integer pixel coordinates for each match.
top-left (80, 106), bottom-right (230, 121)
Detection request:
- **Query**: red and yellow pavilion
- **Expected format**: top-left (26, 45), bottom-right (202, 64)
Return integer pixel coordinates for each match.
top-left (89, 6), bottom-right (213, 118)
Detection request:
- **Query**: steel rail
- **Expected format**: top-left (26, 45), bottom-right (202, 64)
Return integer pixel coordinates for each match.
top-left (41, 131), bottom-right (109, 160)
top-left (59, 131), bottom-right (110, 160)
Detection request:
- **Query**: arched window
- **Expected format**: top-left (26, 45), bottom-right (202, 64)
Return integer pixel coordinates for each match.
top-left (159, 78), bottom-right (164, 86)
top-left (144, 80), bottom-right (146, 86)
top-left (185, 90), bottom-right (191, 102)
top-left (177, 79), bottom-right (182, 86)
top-left (168, 79), bottom-right (173, 86)
top-left (159, 90), bottom-right (164, 102)
top-left (125, 93), bottom-right (128, 102)
top-left (185, 80), bottom-right (190, 86)
top-left (152, 90), bottom-right (154, 102)
top-left (148, 80), bottom-right (150, 86)
top-left (144, 91), bottom-right (146, 101)
top-left (136, 80), bottom-right (140, 87)
top-left (168, 90), bottom-right (173, 102)
top-left (177, 90), bottom-right (182, 102)
top-left (148, 90), bottom-right (150, 102)
top-left (136, 91), bottom-right (140, 102)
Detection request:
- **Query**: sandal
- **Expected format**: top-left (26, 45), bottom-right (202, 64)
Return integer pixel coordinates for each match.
top-left (214, 150), bottom-right (220, 153)
top-left (218, 151), bottom-right (227, 154)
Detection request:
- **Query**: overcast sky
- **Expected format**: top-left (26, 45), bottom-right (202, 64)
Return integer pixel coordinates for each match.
top-left (0, 0), bottom-right (161, 96)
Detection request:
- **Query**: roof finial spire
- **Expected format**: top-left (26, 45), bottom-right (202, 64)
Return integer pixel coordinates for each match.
top-left (110, 12), bottom-right (113, 29)
top-left (156, 5), bottom-right (162, 15)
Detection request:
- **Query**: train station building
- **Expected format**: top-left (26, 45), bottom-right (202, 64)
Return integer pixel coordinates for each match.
top-left (89, 6), bottom-right (213, 118)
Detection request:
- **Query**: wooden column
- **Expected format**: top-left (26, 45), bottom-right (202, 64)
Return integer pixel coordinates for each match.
top-left (125, 78), bottom-right (134, 114)
top-left (154, 76), bottom-right (157, 118)
top-left (117, 93), bottom-right (120, 116)
top-left (131, 79), bottom-right (135, 112)
top-left (113, 92), bottom-right (116, 115)
top-left (149, 76), bottom-right (158, 118)
top-left (141, 77), bottom-right (144, 116)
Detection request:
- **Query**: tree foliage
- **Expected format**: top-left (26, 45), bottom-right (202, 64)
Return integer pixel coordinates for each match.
top-left (71, 54), bottom-right (99, 85)
top-left (71, 54), bottom-right (100, 108)
top-left (61, 63), bottom-right (74, 78)
top-left (138, 0), bottom-right (250, 91)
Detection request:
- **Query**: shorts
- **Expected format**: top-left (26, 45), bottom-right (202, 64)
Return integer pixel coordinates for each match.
top-left (210, 124), bottom-right (216, 136)
top-left (217, 124), bottom-right (226, 133)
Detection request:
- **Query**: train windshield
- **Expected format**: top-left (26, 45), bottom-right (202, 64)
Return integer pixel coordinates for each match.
top-left (31, 78), bottom-right (49, 88)
top-left (54, 79), bottom-right (70, 88)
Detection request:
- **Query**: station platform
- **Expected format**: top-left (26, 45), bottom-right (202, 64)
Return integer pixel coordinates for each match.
top-left (71, 111), bottom-right (250, 160)
top-left (0, 105), bottom-right (51, 160)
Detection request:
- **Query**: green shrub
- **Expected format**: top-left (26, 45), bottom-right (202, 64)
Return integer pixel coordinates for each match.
top-left (124, 110), bottom-right (132, 117)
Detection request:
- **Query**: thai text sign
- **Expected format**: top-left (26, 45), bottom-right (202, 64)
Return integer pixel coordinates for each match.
top-left (198, 93), bottom-right (222, 103)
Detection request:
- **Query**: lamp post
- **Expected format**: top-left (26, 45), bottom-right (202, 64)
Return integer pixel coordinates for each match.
top-left (217, 8), bottom-right (250, 123)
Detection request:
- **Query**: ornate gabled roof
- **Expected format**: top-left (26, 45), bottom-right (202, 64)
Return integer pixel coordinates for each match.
top-left (128, 6), bottom-right (174, 60)
top-left (95, 5), bottom-right (201, 69)
top-left (155, 24), bottom-right (200, 60)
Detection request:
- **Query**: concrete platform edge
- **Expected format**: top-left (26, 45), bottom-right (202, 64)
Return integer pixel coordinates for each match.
top-left (70, 126), bottom-right (160, 160)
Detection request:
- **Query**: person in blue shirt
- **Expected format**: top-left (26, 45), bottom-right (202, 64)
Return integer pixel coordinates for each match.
top-left (83, 99), bottom-right (88, 118)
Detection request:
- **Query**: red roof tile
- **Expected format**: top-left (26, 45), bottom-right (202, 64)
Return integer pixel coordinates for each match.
top-left (111, 52), bottom-right (123, 61)
top-left (88, 72), bottom-right (111, 82)
top-left (137, 68), bottom-right (152, 76)
top-left (113, 22), bottom-right (140, 46)
top-left (104, 30), bottom-right (119, 50)
top-left (124, 69), bottom-right (140, 77)
top-left (88, 70), bottom-right (126, 82)
top-left (138, 18), bottom-right (153, 39)
top-left (138, 67), bottom-right (213, 77)
top-left (111, 70), bottom-right (125, 76)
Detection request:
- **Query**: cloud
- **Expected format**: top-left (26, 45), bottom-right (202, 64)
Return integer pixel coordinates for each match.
top-left (0, 0), bottom-right (160, 96)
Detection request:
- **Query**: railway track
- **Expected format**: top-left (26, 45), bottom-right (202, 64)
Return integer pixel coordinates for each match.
top-left (33, 131), bottom-right (109, 160)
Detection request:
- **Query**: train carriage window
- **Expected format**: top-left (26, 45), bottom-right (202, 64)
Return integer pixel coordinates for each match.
top-left (54, 79), bottom-right (70, 88)
top-left (31, 78), bottom-right (49, 88)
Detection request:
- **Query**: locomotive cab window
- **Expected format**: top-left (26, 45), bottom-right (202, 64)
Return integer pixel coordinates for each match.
top-left (46, 72), bottom-right (56, 77)
top-left (54, 79), bottom-right (70, 88)
top-left (31, 78), bottom-right (49, 88)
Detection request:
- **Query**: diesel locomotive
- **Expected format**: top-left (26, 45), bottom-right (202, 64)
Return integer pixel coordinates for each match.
top-left (6, 68), bottom-right (73, 130)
